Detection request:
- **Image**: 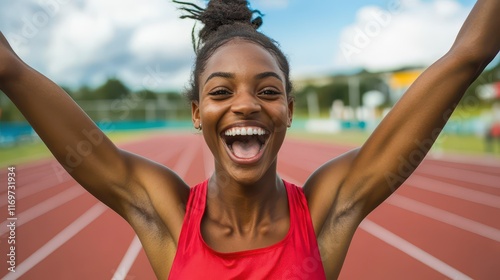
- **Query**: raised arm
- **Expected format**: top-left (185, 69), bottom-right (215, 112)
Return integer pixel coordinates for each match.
top-left (339, 0), bottom-right (499, 215)
top-left (305, 0), bottom-right (499, 268)
top-left (0, 32), bottom-right (188, 235)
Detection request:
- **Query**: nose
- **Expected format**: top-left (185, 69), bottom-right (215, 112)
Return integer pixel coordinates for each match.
top-left (230, 91), bottom-right (261, 117)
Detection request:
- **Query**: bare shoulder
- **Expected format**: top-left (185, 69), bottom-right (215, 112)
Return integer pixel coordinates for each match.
top-left (303, 147), bottom-right (360, 234)
top-left (118, 149), bottom-right (190, 238)
top-left (303, 148), bottom-right (367, 278)
top-left (112, 150), bottom-right (190, 277)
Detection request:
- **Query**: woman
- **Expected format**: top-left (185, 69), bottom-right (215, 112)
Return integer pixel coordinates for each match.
top-left (0, 0), bottom-right (498, 279)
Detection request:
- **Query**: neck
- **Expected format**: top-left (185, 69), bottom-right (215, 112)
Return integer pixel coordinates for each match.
top-left (207, 164), bottom-right (286, 235)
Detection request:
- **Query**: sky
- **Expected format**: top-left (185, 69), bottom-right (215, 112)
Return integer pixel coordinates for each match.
top-left (0, 0), bottom-right (483, 92)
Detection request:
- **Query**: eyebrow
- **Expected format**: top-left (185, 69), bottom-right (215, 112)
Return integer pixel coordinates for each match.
top-left (204, 71), bottom-right (283, 85)
top-left (205, 72), bottom-right (235, 84)
top-left (255, 71), bottom-right (283, 82)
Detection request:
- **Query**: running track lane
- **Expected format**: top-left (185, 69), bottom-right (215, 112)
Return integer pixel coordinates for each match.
top-left (0, 133), bottom-right (499, 279)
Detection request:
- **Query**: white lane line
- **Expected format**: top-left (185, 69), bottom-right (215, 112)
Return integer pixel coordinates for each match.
top-left (111, 236), bottom-right (142, 280)
top-left (280, 172), bottom-right (485, 277)
top-left (408, 175), bottom-right (500, 209)
top-left (283, 148), bottom-right (499, 191)
top-left (0, 186), bottom-right (85, 236)
top-left (427, 154), bottom-right (500, 168)
top-left (283, 156), bottom-right (500, 209)
top-left (0, 171), bottom-right (51, 195)
top-left (0, 175), bottom-right (71, 207)
top-left (112, 137), bottom-right (200, 280)
top-left (417, 164), bottom-right (500, 189)
top-left (360, 219), bottom-right (473, 280)
top-left (170, 136), bottom-right (200, 176)
top-left (2, 203), bottom-right (107, 280)
top-left (281, 170), bottom-right (500, 242)
top-left (388, 194), bottom-right (500, 242)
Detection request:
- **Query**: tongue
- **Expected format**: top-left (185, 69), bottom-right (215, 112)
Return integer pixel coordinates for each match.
top-left (231, 138), bottom-right (261, 159)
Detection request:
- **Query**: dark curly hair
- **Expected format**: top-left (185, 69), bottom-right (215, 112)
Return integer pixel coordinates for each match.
top-left (173, 0), bottom-right (293, 102)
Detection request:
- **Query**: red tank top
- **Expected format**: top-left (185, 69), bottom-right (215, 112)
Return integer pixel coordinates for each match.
top-left (168, 180), bottom-right (326, 279)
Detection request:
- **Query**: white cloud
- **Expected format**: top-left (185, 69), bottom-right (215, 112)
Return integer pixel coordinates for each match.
top-left (84, 0), bottom-right (170, 28)
top-left (1, 0), bottom-right (198, 90)
top-left (333, 0), bottom-right (470, 71)
top-left (119, 65), bottom-right (194, 92)
top-left (129, 20), bottom-right (193, 61)
top-left (46, 11), bottom-right (115, 75)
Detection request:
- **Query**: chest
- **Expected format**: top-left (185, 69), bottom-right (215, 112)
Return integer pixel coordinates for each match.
top-left (200, 216), bottom-right (290, 253)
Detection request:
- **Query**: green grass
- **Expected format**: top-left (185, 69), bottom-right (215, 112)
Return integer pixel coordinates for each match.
top-left (434, 133), bottom-right (500, 156)
top-left (287, 130), bottom-right (500, 157)
top-left (288, 130), bottom-right (369, 146)
top-left (0, 130), bottom-right (161, 167)
top-left (0, 141), bottom-right (52, 167)
top-left (1, 129), bottom-right (498, 168)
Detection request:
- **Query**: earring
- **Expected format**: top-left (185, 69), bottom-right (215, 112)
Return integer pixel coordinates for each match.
top-left (198, 122), bottom-right (202, 130)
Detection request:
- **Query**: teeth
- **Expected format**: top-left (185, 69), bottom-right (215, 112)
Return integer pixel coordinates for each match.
top-left (224, 127), bottom-right (267, 136)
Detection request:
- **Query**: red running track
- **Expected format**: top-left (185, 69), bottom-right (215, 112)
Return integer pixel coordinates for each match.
top-left (0, 133), bottom-right (499, 279)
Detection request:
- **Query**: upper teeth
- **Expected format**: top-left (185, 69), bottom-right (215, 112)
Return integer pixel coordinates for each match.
top-left (224, 127), bottom-right (267, 136)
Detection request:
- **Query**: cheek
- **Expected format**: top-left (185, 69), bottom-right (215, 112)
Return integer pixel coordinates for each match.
top-left (269, 104), bottom-right (290, 132)
top-left (200, 102), bottom-right (226, 122)
top-left (199, 102), bottom-right (229, 149)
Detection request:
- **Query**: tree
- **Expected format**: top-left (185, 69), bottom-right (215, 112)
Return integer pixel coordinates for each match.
top-left (94, 78), bottom-right (130, 100)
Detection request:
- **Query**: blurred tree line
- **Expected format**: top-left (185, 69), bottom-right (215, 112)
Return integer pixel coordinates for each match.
top-left (1, 60), bottom-right (499, 122)
top-left (0, 78), bottom-right (192, 122)
top-left (293, 71), bottom-right (388, 117)
top-left (293, 61), bottom-right (500, 118)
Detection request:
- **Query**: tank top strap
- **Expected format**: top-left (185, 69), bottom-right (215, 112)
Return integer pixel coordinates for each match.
top-left (170, 179), bottom-right (326, 280)
top-left (175, 179), bottom-right (208, 253)
top-left (282, 180), bottom-right (318, 249)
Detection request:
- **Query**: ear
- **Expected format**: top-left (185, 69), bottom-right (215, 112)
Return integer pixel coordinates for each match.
top-left (191, 101), bottom-right (201, 129)
top-left (287, 97), bottom-right (294, 128)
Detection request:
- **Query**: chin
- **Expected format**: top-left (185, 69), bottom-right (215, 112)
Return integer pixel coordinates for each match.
top-left (213, 161), bottom-right (273, 188)
top-left (230, 165), bottom-right (268, 186)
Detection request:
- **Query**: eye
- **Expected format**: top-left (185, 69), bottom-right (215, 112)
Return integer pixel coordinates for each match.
top-left (208, 89), bottom-right (232, 99)
top-left (259, 88), bottom-right (282, 98)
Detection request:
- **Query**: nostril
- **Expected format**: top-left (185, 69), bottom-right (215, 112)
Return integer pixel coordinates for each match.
top-left (231, 101), bottom-right (261, 115)
top-left (230, 92), bottom-right (261, 115)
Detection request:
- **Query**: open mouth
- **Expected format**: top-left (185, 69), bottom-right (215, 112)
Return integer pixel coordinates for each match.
top-left (221, 126), bottom-right (270, 160)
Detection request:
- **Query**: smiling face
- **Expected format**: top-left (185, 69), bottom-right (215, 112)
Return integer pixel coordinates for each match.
top-left (192, 39), bottom-right (293, 185)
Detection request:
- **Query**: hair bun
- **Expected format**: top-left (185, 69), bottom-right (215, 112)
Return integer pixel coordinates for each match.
top-left (174, 0), bottom-right (263, 44)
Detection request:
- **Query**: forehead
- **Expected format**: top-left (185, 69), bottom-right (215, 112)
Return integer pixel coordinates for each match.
top-left (202, 39), bottom-right (283, 80)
